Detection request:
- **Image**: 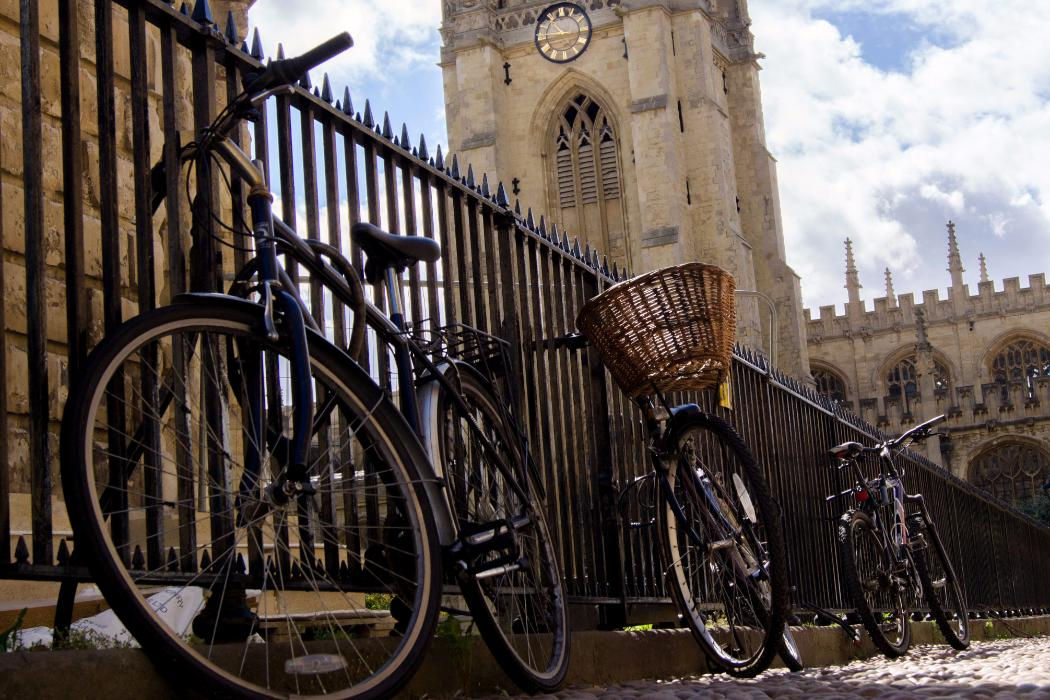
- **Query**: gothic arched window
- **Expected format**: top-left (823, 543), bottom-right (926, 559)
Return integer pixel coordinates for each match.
top-left (988, 337), bottom-right (1050, 400)
top-left (885, 355), bottom-right (951, 414)
top-left (812, 365), bottom-right (848, 403)
top-left (548, 93), bottom-right (627, 261)
top-left (970, 441), bottom-right (1050, 507)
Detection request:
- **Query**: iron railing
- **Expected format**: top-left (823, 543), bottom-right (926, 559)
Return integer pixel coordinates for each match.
top-left (1, 0), bottom-right (1048, 630)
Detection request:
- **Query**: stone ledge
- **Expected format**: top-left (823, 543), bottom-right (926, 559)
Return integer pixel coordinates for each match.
top-left (0, 615), bottom-right (1047, 698)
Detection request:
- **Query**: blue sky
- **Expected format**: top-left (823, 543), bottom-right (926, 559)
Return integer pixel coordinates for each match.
top-left (248, 0), bottom-right (1050, 312)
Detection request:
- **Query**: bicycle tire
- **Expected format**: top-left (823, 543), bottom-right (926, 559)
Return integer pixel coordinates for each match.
top-left (911, 516), bottom-right (970, 650)
top-left (837, 509), bottom-right (911, 658)
top-left (658, 412), bottom-right (789, 678)
top-left (60, 299), bottom-right (443, 699)
top-left (420, 365), bottom-right (570, 693)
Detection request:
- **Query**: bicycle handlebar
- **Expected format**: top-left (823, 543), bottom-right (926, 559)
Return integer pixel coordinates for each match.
top-left (244, 32), bottom-right (353, 95)
top-left (885, 413), bottom-right (945, 449)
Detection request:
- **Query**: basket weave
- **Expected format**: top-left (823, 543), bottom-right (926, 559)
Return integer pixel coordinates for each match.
top-left (576, 262), bottom-right (736, 398)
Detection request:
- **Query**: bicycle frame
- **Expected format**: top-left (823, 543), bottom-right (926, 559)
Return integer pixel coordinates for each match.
top-left (202, 133), bottom-right (535, 555)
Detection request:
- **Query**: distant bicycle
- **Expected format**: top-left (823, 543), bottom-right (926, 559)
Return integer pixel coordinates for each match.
top-left (829, 414), bottom-right (970, 657)
top-left (571, 263), bottom-right (791, 677)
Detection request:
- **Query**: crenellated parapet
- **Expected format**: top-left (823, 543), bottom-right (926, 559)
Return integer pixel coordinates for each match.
top-left (849, 376), bottom-right (1050, 435)
top-left (806, 272), bottom-right (1050, 344)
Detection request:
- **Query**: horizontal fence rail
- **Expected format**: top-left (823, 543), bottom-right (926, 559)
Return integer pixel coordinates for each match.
top-left (1, 0), bottom-right (1049, 631)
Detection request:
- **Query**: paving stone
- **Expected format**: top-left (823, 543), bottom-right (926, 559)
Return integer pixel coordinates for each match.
top-left (481, 637), bottom-right (1050, 699)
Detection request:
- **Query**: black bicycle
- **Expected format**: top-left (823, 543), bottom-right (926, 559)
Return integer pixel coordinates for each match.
top-left (830, 414), bottom-right (970, 658)
top-left (60, 34), bottom-right (568, 698)
top-left (572, 263), bottom-right (790, 677)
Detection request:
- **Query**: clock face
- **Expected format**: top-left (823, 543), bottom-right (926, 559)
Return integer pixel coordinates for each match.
top-left (535, 3), bottom-right (592, 64)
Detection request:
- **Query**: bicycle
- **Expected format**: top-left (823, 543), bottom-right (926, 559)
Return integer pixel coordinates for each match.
top-left (60, 33), bottom-right (569, 698)
top-left (829, 414), bottom-right (970, 658)
top-left (572, 263), bottom-right (790, 677)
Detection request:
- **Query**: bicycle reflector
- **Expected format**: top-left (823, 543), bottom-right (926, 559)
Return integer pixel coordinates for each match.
top-left (854, 488), bottom-right (870, 502)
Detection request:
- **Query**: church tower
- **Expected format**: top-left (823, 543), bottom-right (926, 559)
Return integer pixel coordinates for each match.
top-left (440, 0), bottom-right (810, 377)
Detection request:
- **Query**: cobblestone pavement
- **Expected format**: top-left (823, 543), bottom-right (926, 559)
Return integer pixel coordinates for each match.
top-left (489, 637), bottom-right (1050, 699)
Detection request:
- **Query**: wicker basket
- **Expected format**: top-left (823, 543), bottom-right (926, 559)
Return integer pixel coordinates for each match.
top-left (576, 262), bottom-right (736, 398)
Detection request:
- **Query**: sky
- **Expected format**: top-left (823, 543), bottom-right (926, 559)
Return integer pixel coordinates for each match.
top-left (248, 0), bottom-right (1050, 312)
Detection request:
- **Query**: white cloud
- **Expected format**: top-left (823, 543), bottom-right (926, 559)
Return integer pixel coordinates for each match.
top-left (248, 1), bottom-right (441, 83)
top-left (751, 0), bottom-right (1050, 310)
top-left (919, 184), bottom-right (965, 212)
top-left (988, 212), bottom-right (1010, 239)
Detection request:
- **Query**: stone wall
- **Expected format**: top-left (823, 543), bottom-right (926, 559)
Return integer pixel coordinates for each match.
top-left (806, 237), bottom-right (1050, 484)
top-left (0, 0), bottom-right (252, 553)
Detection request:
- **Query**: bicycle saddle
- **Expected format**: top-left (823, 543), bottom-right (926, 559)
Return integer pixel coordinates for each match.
top-left (351, 222), bottom-right (441, 284)
top-left (829, 441), bottom-right (864, 459)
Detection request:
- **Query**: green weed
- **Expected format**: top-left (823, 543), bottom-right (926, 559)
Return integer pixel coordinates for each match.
top-left (0, 609), bottom-right (27, 652)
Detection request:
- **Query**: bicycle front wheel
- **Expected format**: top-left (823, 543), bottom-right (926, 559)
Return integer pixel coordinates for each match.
top-left (659, 412), bottom-right (788, 677)
top-left (837, 509), bottom-right (911, 658)
top-left (422, 365), bottom-right (569, 693)
top-left (60, 301), bottom-right (442, 699)
top-left (911, 516), bottom-right (970, 649)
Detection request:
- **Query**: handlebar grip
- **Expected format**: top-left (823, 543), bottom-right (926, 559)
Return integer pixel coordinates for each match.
top-left (245, 32), bottom-right (353, 93)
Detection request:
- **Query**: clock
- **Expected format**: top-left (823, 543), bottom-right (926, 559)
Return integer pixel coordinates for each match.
top-left (535, 2), bottom-right (592, 64)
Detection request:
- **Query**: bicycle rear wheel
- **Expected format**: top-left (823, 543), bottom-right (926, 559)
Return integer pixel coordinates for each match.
top-left (910, 516), bottom-right (970, 650)
top-left (837, 509), bottom-right (911, 658)
top-left (658, 412), bottom-right (788, 678)
top-left (60, 301), bottom-right (442, 698)
top-left (422, 365), bottom-right (570, 693)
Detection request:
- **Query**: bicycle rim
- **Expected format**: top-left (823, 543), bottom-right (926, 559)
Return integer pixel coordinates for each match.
top-left (838, 510), bottom-right (910, 657)
top-left (432, 367), bottom-right (569, 692)
top-left (660, 417), bottom-right (787, 676)
top-left (60, 303), bottom-right (442, 698)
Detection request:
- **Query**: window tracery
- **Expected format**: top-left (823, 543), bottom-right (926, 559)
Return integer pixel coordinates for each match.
top-left (971, 441), bottom-right (1050, 507)
top-left (885, 355), bottom-right (951, 413)
top-left (812, 366), bottom-right (847, 403)
top-left (989, 337), bottom-right (1050, 400)
top-left (548, 93), bottom-right (626, 259)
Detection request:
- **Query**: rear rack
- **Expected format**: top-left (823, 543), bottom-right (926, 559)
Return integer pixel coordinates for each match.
top-left (411, 323), bottom-right (512, 385)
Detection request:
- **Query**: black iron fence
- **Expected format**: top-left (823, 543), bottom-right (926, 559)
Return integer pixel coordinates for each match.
top-left (1, 0), bottom-right (1048, 628)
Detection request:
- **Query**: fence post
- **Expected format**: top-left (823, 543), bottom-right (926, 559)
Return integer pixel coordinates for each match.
top-left (582, 273), bottom-right (626, 628)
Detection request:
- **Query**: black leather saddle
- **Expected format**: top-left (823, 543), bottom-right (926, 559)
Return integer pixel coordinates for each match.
top-left (829, 441), bottom-right (864, 459)
top-left (351, 222), bottom-right (441, 284)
